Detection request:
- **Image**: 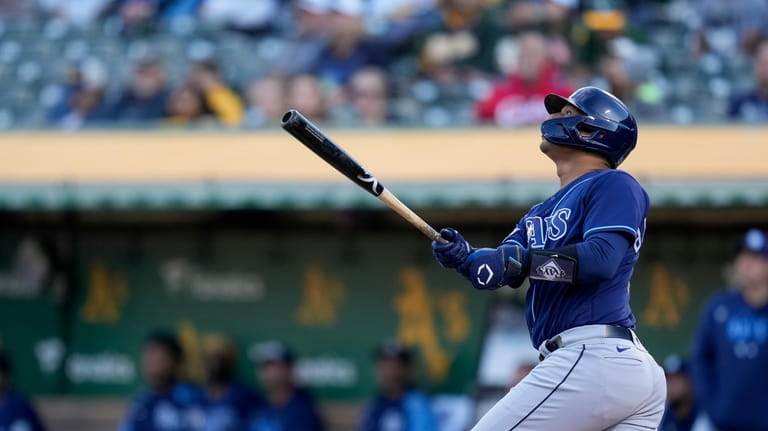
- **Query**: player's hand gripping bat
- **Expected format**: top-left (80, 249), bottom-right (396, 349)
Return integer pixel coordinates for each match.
top-left (281, 110), bottom-right (448, 244)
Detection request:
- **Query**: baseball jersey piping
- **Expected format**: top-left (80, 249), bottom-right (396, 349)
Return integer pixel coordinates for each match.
top-left (507, 344), bottom-right (586, 430)
top-left (583, 225), bottom-right (637, 238)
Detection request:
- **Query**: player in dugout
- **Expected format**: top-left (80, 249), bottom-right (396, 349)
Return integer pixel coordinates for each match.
top-left (0, 350), bottom-right (46, 431)
top-left (690, 228), bottom-right (768, 431)
top-left (358, 340), bottom-right (436, 431)
top-left (201, 335), bottom-right (262, 431)
top-left (247, 341), bottom-right (324, 431)
top-left (432, 87), bottom-right (666, 430)
top-left (120, 331), bottom-right (205, 431)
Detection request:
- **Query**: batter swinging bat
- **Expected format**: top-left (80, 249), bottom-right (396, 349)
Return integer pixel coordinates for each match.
top-left (281, 110), bottom-right (448, 244)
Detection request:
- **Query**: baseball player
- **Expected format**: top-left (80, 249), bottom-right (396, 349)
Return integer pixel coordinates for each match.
top-left (690, 229), bottom-right (768, 431)
top-left (432, 87), bottom-right (666, 430)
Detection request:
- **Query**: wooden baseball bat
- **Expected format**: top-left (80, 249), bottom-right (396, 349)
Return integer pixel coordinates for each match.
top-left (281, 110), bottom-right (448, 244)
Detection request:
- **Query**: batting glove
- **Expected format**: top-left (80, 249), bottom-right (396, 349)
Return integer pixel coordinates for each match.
top-left (459, 245), bottom-right (528, 290)
top-left (432, 228), bottom-right (472, 269)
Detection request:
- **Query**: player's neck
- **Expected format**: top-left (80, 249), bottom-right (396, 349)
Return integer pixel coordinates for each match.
top-left (555, 158), bottom-right (609, 188)
top-left (268, 384), bottom-right (295, 407)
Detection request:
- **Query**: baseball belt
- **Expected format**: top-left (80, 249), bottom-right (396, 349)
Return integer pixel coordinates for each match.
top-left (538, 325), bottom-right (635, 360)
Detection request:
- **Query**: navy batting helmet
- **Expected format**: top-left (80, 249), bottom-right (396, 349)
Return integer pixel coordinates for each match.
top-left (541, 86), bottom-right (637, 168)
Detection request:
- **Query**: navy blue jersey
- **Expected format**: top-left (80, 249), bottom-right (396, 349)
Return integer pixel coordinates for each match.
top-left (358, 389), bottom-right (436, 431)
top-left (502, 170), bottom-right (648, 347)
top-left (202, 383), bottom-right (262, 431)
top-left (247, 388), bottom-right (323, 431)
top-left (690, 291), bottom-right (768, 431)
top-left (120, 383), bottom-right (206, 431)
top-left (0, 390), bottom-right (45, 431)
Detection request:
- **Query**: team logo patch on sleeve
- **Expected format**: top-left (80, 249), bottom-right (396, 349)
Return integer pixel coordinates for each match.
top-left (530, 254), bottom-right (575, 283)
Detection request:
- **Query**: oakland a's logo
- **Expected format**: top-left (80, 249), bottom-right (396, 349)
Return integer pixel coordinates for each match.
top-left (535, 259), bottom-right (566, 280)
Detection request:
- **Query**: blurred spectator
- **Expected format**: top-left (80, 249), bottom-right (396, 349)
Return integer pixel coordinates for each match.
top-left (594, 54), bottom-right (634, 104)
top-left (502, 0), bottom-right (575, 36)
top-left (244, 75), bottom-right (286, 129)
top-left (37, 0), bottom-right (113, 26)
top-left (334, 66), bottom-right (392, 127)
top-left (95, 58), bottom-right (170, 124)
top-left (688, 0), bottom-right (768, 57)
top-left (658, 355), bottom-right (706, 431)
top-left (269, 0), bottom-right (330, 76)
top-left (286, 74), bottom-right (329, 122)
top-left (120, 331), bottom-right (205, 431)
top-left (570, 0), bottom-right (629, 69)
top-left (187, 60), bottom-right (245, 127)
top-left (0, 351), bottom-right (46, 431)
top-left (312, 0), bottom-right (388, 86)
top-left (729, 40), bottom-right (768, 123)
top-left (588, 54), bottom-right (665, 119)
top-left (419, 0), bottom-right (502, 76)
top-left (108, 0), bottom-right (203, 28)
top-left (159, 0), bottom-right (204, 21)
top-left (48, 59), bottom-right (108, 131)
top-left (202, 336), bottom-right (261, 431)
top-left (363, 0), bottom-right (442, 59)
top-left (115, 0), bottom-right (160, 29)
top-left (199, 0), bottom-right (280, 34)
top-left (475, 31), bottom-right (573, 127)
top-left (248, 341), bottom-right (323, 431)
top-left (690, 229), bottom-right (768, 431)
top-left (367, 0), bottom-right (436, 23)
top-left (0, 0), bottom-right (35, 18)
top-left (165, 84), bottom-right (209, 125)
top-left (358, 340), bottom-right (436, 431)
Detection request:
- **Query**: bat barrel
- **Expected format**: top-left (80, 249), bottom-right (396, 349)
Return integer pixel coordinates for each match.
top-left (280, 109), bottom-right (385, 197)
top-left (281, 109), bottom-right (446, 244)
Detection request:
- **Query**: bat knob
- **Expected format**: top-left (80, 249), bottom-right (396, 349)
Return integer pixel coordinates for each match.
top-left (281, 109), bottom-right (299, 127)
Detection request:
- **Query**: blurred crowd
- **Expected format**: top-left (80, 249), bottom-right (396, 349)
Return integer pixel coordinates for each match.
top-left (0, 0), bottom-right (766, 129)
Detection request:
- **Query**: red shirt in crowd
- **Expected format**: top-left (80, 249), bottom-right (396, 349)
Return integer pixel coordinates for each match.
top-left (476, 64), bottom-right (573, 128)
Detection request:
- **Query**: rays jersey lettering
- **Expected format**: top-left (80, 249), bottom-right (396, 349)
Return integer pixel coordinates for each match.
top-left (524, 208), bottom-right (572, 248)
top-left (503, 170), bottom-right (650, 347)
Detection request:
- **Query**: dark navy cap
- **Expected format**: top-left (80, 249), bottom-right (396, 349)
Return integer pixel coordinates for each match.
top-left (743, 229), bottom-right (768, 257)
top-left (375, 339), bottom-right (413, 363)
top-left (254, 341), bottom-right (295, 365)
top-left (662, 354), bottom-right (688, 375)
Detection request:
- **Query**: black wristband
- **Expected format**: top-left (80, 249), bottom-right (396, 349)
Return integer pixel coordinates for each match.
top-left (529, 245), bottom-right (578, 283)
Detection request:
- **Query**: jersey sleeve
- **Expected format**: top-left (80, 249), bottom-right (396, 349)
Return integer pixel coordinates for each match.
top-left (582, 171), bottom-right (648, 241)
